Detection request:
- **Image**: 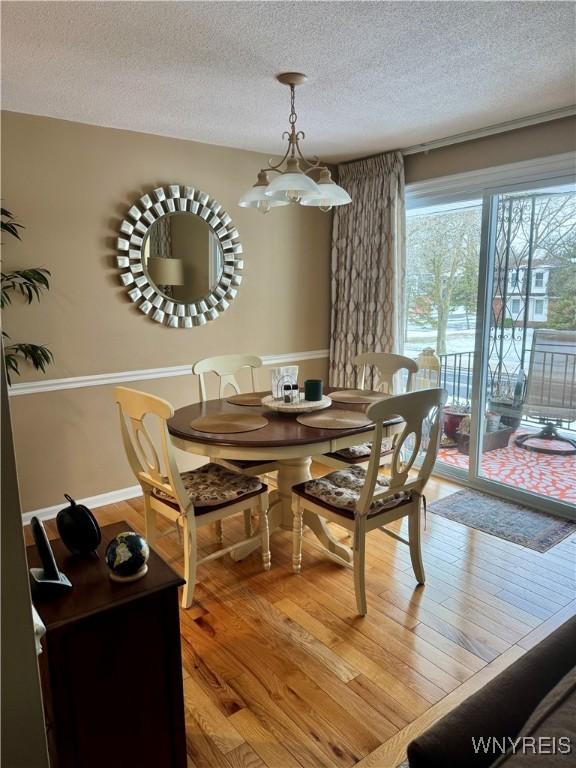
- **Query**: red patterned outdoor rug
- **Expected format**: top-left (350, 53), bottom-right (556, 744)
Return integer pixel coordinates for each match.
top-left (430, 489), bottom-right (576, 552)
top-left (438, 429), bottom-right (576, 504)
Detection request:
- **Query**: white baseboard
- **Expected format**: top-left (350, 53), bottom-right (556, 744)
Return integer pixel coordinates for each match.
top-left (22, 485), bottom-right (143, 525)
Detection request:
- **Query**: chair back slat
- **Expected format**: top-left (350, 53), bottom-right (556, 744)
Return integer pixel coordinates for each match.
top-left (114, 386), bottom-right (191, 513)
top-left (193, 354), bottom-right (263, 400)
top-left (354, 352), bottom-right (418, 394)
top-left (524, 329), bottom-right (576, 421)
top-left (356, 388), bottom-right (447, 515)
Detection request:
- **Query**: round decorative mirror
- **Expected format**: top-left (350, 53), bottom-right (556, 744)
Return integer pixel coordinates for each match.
top-left (116, 185), bottom-right (243, 327)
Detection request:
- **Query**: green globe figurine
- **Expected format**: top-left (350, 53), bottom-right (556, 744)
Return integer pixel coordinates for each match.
top-left (105, 531), bottom-right (149, 582)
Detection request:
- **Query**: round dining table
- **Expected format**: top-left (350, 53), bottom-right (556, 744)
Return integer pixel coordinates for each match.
top-left (168, 389), bottom-right (401, 563)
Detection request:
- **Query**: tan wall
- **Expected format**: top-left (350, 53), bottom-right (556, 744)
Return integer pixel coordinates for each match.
top-left (1, 112), bottom-right (331, 512)
top-left (405, 116), bottom-right (576, 183)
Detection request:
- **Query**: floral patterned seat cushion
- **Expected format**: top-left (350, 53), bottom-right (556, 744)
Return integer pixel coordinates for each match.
top-left (152, 463), bottom-right (263, 509)
top-left (333, 436), bottom-right (395, 461)
top-left (300, 465), bottom-right (409, 517)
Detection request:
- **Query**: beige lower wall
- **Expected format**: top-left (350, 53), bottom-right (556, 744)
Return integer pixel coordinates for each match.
top-left (1, 112), bottom-right (332, 511)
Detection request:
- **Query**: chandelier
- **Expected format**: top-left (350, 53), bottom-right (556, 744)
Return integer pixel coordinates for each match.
top-left (238, 73), bottom-right (352, 214)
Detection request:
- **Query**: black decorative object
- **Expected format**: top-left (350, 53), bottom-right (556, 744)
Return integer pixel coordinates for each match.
top-left (304, 379), bottom-right (323, 401)
top-left (29, 516), bottom-right (72, 593)
top-left (56, 494), bottom-right (101, 556)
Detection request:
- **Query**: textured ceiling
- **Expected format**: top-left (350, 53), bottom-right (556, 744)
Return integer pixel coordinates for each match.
top-left (2, 1), bottom-right (575, 161)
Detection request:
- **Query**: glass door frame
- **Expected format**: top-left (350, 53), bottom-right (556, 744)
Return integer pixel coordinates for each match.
top-left (432, 174), bottom-right (576, 521)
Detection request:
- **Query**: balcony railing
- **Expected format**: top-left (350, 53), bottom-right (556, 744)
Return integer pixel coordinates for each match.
top-left (438, 349), bottom-right (576, 432)
top-left (438, 351), bottom-right (475, 405)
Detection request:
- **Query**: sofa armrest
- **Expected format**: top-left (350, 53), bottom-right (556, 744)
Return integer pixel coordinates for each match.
top-left (407, 615), bottom-right (576, 768)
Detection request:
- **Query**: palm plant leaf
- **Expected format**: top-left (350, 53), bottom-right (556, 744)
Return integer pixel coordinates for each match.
top-left (1, 208), bottom-right (24, 241)
top-left (4, 343), bottom-right (54, 385)
top-left (1, 268), bottom-right (51, 307)
top-left (2, 206), bottom-right (54, 383)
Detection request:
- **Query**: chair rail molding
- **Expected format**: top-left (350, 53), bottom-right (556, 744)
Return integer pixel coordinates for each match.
top-left (8, 349), bottom-right (329, 397)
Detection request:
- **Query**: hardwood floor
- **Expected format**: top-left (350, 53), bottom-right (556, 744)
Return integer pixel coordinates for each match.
top-left (28, 471), bottom-right (576, 768)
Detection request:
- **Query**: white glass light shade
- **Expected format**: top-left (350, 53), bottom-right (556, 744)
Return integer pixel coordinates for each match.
top-left (147, 257), bottom-right (184, 285)
top-left (238, 171), bottom-right (289, 214)
top-left (265, 172), bottom-right (321, 202)
top-left (300, 182), bottom-right (351, 207)
top-left (264, 158), bottom-right (320, 203)
top-left (300, 169), bottom-right (352, 207)
top-left (238, 184), bottom-right (288, 213)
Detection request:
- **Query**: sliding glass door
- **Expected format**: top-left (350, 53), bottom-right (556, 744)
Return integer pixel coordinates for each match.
top-left (472, 182), bottom-right (576, 513)
top-left (406, 172), bottom-right (576, 517)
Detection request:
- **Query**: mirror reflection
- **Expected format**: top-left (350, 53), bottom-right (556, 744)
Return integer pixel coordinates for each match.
top-left (142, 213), bottom-right (223, 303)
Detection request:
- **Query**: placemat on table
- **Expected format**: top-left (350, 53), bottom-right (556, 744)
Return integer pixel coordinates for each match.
top-left (190, 414), bottom-right (268, 434)
top-left (296, 410), bottom-right (373, 430)
top-left (330, 389), bottom-right (390, 405)
top-left (226, 393), bottom-right (267, 407)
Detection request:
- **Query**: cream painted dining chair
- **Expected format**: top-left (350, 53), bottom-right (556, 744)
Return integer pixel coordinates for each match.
top-left (193, 354), bottom-right (279, 474)
top-left (293, 388), bottom-right (447, 615)
top-left (194, 354), bottom-right (263, 403)
top-left (193, 354), bottom-right (280, 540)
top-left (317, 352), bottom-right (419, 470)
top-left (114, 386), bottom-right (270, 609)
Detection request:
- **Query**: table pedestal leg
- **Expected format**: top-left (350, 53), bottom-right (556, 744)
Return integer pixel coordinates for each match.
top-left (230, 456), bottom-right (352, 564)
top-left (275, 457), bottom-right (312, 529)
top-left (277, 457), bottom-right (352, 564)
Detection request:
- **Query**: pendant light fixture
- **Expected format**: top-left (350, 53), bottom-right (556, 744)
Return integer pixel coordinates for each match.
top-left (238, 73), bottom-right (351, 214)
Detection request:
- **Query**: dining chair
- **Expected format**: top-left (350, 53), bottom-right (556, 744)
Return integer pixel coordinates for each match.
top-left (292, 387), bottom-right (447, 615)
top-left (193, 354), bottom-right (263, 401)
top-left (317, 352), bottom-right (419, 470)
top-left (193, 354), bottom-right (280, 541)
top-left (114, 386), bottom-right (270, 609)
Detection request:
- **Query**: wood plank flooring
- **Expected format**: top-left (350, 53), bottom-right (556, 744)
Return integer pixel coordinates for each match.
top-left (28, 471), bottom-right (576, 768)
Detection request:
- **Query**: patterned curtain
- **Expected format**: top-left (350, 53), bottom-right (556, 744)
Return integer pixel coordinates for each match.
top-left (149, 217), bottom-right (172, 260)
top-left (329, 151), bottom-right (406, 389)
top-left (149, 217), bottom-right (173, 296)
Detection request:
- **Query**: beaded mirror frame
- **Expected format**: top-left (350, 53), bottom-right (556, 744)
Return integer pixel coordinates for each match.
top-left (116, 185), bottom-right (243, 327)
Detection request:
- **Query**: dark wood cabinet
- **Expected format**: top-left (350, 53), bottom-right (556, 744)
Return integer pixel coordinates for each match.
top-left (28, 522), bottom-right (187, 768)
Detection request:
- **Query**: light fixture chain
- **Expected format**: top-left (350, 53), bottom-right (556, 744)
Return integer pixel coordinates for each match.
top-left (289, 84), bottom-right (297, 126)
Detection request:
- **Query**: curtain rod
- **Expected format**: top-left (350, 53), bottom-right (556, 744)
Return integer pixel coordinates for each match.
top-left (340, 106), bottom-right (576, 166)
top-left (401, 105), bottom-right (576, 156)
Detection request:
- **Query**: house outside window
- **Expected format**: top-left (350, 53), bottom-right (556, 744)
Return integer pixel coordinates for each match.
top-left (510, 298), bottom-right (521, 315)
top-left (507, 268), bottom-right (522, 292)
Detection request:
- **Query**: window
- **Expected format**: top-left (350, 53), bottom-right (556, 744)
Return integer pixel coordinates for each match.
top-left (405, 201), bottom-right (482, 358)
top-left (534, 299), bottom-right (544, 316)
top-left (534, 272), bottom-right (544, 289)
top-left (511, 298), bottom-right (521, 314)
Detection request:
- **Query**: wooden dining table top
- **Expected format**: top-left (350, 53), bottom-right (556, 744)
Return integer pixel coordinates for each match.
top-left (167, 388), bottom-right (402, 448)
